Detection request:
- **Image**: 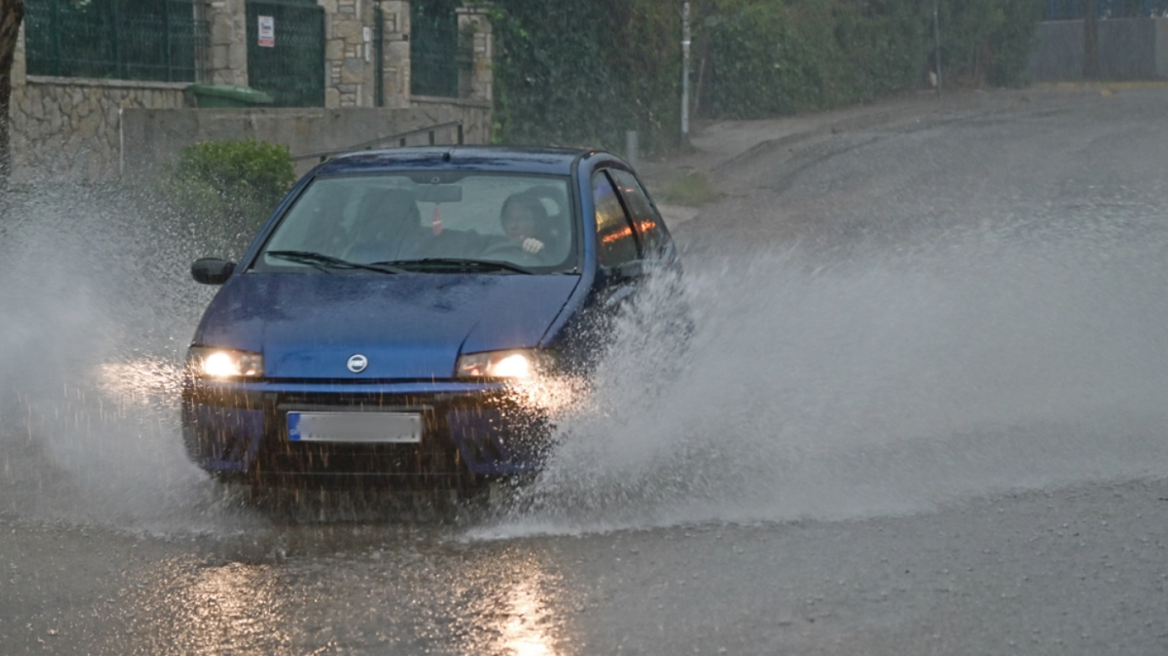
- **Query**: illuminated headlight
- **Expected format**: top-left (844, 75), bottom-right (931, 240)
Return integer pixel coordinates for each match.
top-left (187, 346), bottom-right (264, 379)
top-left (455, 350), bottom-right (549, 379)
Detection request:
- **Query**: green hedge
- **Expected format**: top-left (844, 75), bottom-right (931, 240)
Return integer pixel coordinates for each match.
top-left (491, 0), bottom-right (1043, 150)
top-left (159, 138), bottom-right (296, 257)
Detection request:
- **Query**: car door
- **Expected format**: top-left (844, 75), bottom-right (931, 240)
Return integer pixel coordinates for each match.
top-left (591, 168), bottom-right (644, 308)
top-left (606, 167), bottom-right (693, 343)
top-left (606, 168), bottom-right (679, 272)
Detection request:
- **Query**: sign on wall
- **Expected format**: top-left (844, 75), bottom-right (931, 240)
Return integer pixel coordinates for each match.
top-left (258, 16), bottom-right (275, 47)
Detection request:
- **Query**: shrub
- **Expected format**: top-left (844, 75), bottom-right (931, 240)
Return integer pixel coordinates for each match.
top-left (656, 170), bottom-right (722, 207)
top-left (491, 0), bottom-right (1044, 142)
top-left (489, 0), bottom-right (681, 155)
top-left (161, 138), bottom-right (296, 257)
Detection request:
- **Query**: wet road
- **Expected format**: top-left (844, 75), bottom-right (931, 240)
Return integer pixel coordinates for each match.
top-left (4, 87), bottom-right (1168, 654)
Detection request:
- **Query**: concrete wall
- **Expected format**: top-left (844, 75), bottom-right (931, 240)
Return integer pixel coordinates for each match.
top-left (1029, 17), bottom-right (1168, 81)
top-left (120, 102), bottom-right (490, 179)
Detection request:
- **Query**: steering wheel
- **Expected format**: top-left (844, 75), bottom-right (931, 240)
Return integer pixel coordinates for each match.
top-left (480, 239), bottom-right (541, 266)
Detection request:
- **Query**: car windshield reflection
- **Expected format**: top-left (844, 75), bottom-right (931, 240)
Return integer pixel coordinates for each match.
top-left (256, 173), bottom-right (578, 274)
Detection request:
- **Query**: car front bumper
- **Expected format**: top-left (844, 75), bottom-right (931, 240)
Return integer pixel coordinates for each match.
top-left (181, 378), bottom-right (550, 482)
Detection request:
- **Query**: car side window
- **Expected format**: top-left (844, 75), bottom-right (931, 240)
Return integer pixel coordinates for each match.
top-left (608, 168), bottom-right (675, 261)
top-left (593, 171), bottom-right (640, 269)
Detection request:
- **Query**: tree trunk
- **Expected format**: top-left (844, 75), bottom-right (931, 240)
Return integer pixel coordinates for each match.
top-left (0, 0), bottom-right (25, 186)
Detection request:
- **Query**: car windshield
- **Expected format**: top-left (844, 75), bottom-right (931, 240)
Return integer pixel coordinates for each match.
top-left (254, 172), bottom-right (578, 274)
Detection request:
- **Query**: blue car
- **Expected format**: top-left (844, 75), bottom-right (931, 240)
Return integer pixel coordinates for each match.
top-left (182, 146), bottom-right (679, 488)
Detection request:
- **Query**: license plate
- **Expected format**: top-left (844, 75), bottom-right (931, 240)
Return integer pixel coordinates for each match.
top-left (287, 412), bottom-right (423, 444)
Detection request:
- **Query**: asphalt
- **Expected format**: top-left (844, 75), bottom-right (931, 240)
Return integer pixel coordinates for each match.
top-left (5, 83), bottom-right (1168, 655)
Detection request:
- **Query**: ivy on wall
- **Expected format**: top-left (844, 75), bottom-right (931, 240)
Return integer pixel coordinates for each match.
top-left (490, 0), bottom-right (1044, 153)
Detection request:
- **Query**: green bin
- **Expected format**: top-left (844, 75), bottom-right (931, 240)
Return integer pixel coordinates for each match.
top-left (187, 84), bottom-right (275, 108)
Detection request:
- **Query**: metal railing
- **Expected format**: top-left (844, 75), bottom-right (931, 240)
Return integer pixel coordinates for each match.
top-left (25, 0), bottom-right (208, 82)
top-left (1047, 0), bottom-right (1168, 19)
top-left (294, 121), bottom-right (465, 163)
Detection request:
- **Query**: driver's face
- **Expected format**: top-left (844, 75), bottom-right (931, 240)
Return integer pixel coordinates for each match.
top-left (502, 206), bottom-right (537, 240)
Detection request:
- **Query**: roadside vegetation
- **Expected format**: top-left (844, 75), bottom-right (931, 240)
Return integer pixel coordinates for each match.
top-left (489, 0), bottom-right (1045, 155)
top-left (156, 138), bottom-right (296, 258)
top-left (656, 170), bottom-right (723, 207)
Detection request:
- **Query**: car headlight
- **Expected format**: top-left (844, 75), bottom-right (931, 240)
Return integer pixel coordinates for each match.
top-left (187, 346), bottom-right (264, 379)
top-left (455, 349), bottom-right (549, 379)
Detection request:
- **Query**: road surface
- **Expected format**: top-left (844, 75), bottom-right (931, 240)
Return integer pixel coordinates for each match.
top-left (3, 86), bottom-right (1168, 655)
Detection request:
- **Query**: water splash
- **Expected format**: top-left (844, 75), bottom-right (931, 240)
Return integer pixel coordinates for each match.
top-left (479, 207), bottom-right (1168, 538)
top-left (4, 181), bottom-right (1168, 539)
top-left (0, 185), bottom-right (249, 532)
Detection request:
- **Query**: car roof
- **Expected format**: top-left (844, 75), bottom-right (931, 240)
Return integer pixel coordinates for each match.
top-left (316, 146), bottom-right (600, 177)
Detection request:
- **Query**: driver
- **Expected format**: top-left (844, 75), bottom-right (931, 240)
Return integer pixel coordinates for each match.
top-left (499, 192), bottom-right (551, 258)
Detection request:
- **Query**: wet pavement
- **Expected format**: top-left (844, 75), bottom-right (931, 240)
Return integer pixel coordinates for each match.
top-left (5, 477), bottom-right (1167, 655)
top-left (5, 86), bottom-right (1168, 654)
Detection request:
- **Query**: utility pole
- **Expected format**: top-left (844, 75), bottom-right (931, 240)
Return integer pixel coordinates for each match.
top-left (681, 1), bottom-right (690, 145)
top-left (1084, 0), bottom-right (1100, 79)
top-left (932, 0), bottom-right (942, 95)
top-left (0, 0), bottom-right (25, 187)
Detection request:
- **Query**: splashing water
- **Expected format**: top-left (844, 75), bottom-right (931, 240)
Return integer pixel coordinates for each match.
top-left (3, 181), bottom-right (1168, 538)
top-left (481, 206), bottom-right (1168, 537)
top-left (0, 185), bottom-right (243, 531)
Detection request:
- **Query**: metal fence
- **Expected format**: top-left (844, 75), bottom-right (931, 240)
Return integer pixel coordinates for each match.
top-left (410, 0), bottom-right (469, 98)
top-left (1047, 0), bottom-right (1168, 19)
top-left (25, 0), bottom-right (208, 82)
top-left (246, 0), bottom-right (324, 107)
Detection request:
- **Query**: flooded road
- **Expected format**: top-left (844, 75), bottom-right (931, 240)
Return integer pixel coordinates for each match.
top-left (4, 87), bottom-right (1168, 654)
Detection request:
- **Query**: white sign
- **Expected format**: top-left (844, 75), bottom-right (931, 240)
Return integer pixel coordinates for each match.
top-left (258, 16), bottom-right (275, 48)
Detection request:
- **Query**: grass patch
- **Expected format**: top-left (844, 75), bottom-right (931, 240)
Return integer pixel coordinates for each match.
top-left (655, 171), bottom-right (722, 207)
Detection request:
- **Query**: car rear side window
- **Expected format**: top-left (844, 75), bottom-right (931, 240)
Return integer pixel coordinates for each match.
top-left (608, 168), bottom-right (674, 261)
top-left (593, 171), bottom-right (639, 269)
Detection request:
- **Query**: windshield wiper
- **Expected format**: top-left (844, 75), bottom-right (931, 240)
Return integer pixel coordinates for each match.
top-left (265, 250), bottom-right (406, 275)
top-left (372, 258), bottom-right (535, 275)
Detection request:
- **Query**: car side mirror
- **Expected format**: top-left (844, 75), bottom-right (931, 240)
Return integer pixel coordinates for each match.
top-left (191, 258), bottom-right (236, 285)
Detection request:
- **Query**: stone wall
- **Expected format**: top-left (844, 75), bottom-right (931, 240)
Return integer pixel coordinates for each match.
top-left (323, 0), bottom-right (375, 108)
top-left (208, 0), bottom-right (249, 86)
top-left (11, 78), bottom-right (189, 182)
top-left (6, 1), bottom-right (494, 183)
top-left (379, 1), bottom-right (411, 109)
top-left (7, 24), bottom-right (191, 182)
top-left (121, 103), bottom-right (491, 179)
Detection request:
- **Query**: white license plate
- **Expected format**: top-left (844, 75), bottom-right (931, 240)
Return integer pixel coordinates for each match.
top-left (287, 412), bottom-right (422, 444)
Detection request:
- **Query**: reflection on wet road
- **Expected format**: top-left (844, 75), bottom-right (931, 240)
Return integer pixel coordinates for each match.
top-left (59, 525), bottom-right (570, 655)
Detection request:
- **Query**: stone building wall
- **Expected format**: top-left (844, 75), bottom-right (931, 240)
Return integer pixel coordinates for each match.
top-left (6, 1), bottom-right (493, 183)
top-left (379, 1), bottom-right (412, 109)
top-left (322, 0), bottom-right (374, 107)
top-left (208, 0), bottom-right (249, 86)
top-left (7, 24), bottom-right (190, 182)
top-left (321, 0), bottom-right (414, 109)
top-left (12, 79), bottom-right (189, 182)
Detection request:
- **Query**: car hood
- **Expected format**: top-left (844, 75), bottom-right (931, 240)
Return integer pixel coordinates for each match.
top-left (194, 273), bottom-right (580, 379)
